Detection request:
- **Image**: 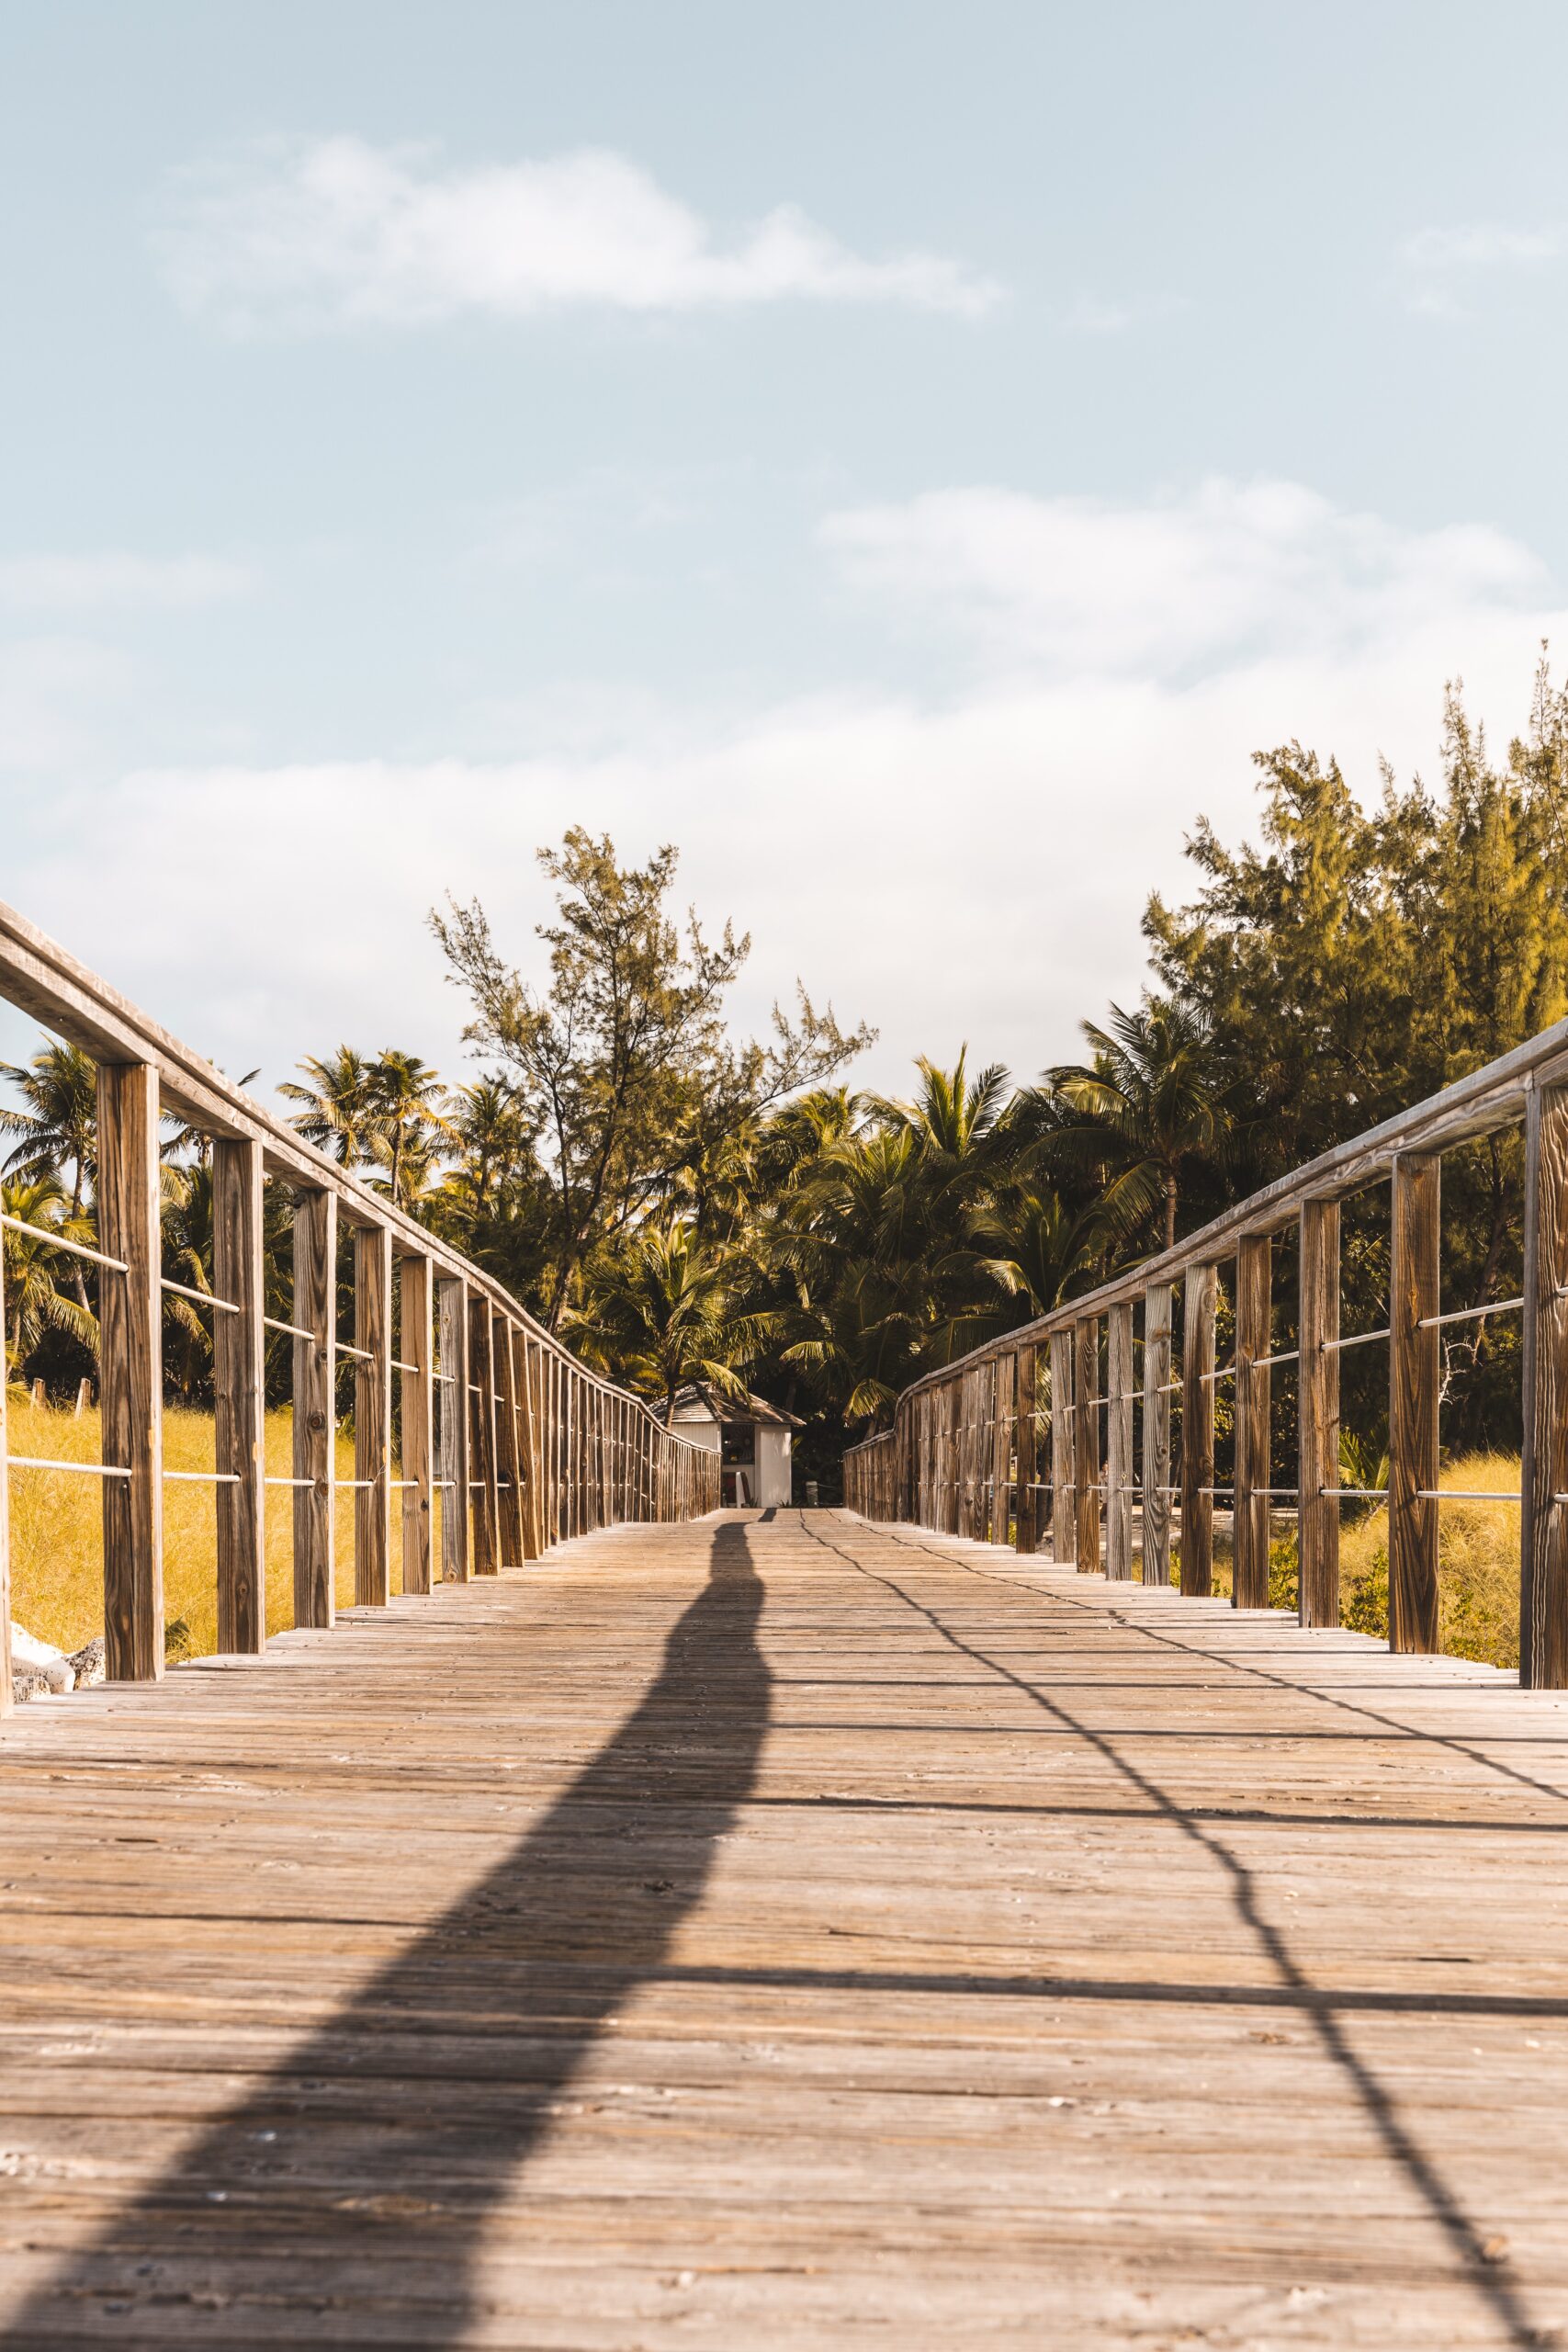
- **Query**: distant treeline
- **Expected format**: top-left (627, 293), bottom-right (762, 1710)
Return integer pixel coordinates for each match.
top-left (7, 662), bottom-right (1568, 1488)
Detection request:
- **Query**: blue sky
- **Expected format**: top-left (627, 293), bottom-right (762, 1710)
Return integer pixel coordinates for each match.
top-left (5, 0), bottom-right (1568, 1100)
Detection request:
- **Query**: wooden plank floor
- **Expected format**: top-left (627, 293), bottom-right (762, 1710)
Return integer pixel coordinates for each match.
top-left (5, 1508), bottom-right (1568, 2348)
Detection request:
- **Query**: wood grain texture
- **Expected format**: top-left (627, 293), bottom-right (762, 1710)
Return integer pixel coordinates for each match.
top-left (212, 1137), bottom-right (265, 1653)
top-left (400, 1253), bottom-right (434, 1596)
top-left (436, 1275), bottom-right (469, 1584)
top-left (1074, 1317), bottom-right (1100, 1574)
top-left (1522, 1086), bottom-right (1568, 1685)
top-left (1105, 1301), bottom-right (1134, 1580)
top-left (1014, 1346), bottom-right (1039, 1555)
top-left (1299, 1197), bottom-right (1341, 1630)
top-left (1049, 1329), bottom-right (1075, 1565)
top-left (1180, 1264), bottom-right (1216, 1597)
top-left (4, 1510), bottom-right (1566, 2349)
top-left (492, 1313), bottom-right (525, 1567)
top-left (1233, 1233), bottom-right (1271, 1611)
top-left (290, 1188), bottom-right (335, 1629)
top-left (468, 1297), bottom-right (499, 1577)
top-left (991, 1352), bottom-right (1015, 1546)
top-left (517, 1329), bottom-right (543, 1560)
top-left (1390, 1154), bottom-right (1440, 1653)
top-left (96, 1060), bottom-right (164, 1680)
top-left (1142, 1282), bottom-right (1173, 1591)
top-left (0, 1245), bottom-right (9, 1713)
top-left (354, 1223), bottom-right (392, 1610)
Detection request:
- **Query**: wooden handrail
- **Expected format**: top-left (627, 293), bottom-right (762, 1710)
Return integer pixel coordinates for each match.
top-left (0, 902), bottom-right (719, 1714)
top-left (844, 1023), bottom-right (1568, 1690)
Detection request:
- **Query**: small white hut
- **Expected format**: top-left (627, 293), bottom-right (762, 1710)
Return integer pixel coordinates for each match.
top-left (662, 1384), bottom-right (803, 1508)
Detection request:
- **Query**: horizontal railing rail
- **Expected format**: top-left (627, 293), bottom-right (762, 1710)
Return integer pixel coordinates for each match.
top-left (845, 1020), bottom-right (1568, 1690)
top-left (0, 899), bottom-right (718, 1713)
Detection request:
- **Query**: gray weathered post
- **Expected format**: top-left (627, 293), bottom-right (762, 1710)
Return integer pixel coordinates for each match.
top-left (214, 1137), bottom-right (265, 1652)
top-left (98, 1061), bottom-right (164, 1679)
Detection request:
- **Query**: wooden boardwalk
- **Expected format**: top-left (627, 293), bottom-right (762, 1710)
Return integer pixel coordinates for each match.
top-left (5, 1510), bottom-right (1568, 2348)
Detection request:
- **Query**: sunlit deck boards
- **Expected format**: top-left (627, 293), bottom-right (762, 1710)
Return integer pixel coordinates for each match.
top-left (4, 1509), bottom-right (1568, 2347)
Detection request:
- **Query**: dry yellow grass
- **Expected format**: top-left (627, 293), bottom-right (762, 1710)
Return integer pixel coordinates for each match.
top-left (1337, 1451), bottom-right (1522, 1669)
top-left (6, 1388), bottom-right (444, 1658)
top-left (1150, 1453), bottom-right (1522, 1668)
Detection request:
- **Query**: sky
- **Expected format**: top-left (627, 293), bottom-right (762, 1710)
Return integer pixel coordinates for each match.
top-left (5, 0), bottom-right (1568, 1106)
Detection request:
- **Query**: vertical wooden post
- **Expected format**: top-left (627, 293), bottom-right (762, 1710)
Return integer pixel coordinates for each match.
top-left (991, 1352), bottom-right (1015, 1544)
top-left (1298, 1199), bottom-right (1340, 1628)
top-left (354, 1223), bottom-right (391, 1607)
top-left (97, 1061), bottom-right (163, 1680)
top-left (1522, 1085), bottom-right (1568, 1686)
top-left (1049, 1328), bottom-right (1075, 1564)
top-left (213, 1137), bottom-right (265, 1653)
top-left (0, 1245), bottom-right (11, 1713)
top-left (1389, 1153), bottom-right (1441, 1652)
top-left (514, 1329), bottom-right (542, 1559)
top-left (468, 1297), bottom-right (499, 1574)
top-left (1142, 1282), bottom-right (1173, 1590)
top-left (1074, 1315), bottom-right (1100, 1573)
top-left (1014, 1347), bottom-right (1039, 1554)
top-left (437, 1275), bottom-right (469, 1581)
top-left (1180, 1264), bottom-right (1216, 1596)
top-left (1234, 1233), bottom-right (1272, 1610)
top-left (1106, 1301), bottom-right (1134, 1579)
top-left (291, 1187), bottom-right (335, 1627)
top-left (400, 1251), bottom-right (434, 1596)
top-left (492, 1311), bottom-right (525, 1566)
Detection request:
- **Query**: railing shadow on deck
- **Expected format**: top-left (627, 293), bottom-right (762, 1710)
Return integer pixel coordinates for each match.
top-left (5, 1520), bottom-right (769, 2347)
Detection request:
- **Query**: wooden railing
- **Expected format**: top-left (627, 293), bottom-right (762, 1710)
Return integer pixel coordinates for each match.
top-left (0, 900), bottom-right (718, 1714)
top-left (845, 1017), bottom-right (1568, 1689)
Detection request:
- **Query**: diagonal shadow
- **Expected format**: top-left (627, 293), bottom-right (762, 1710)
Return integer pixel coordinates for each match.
top-left (8, 1519), bottom-right (769, 2347)
top-left (812, 1513), bottom-right (1545, 2352)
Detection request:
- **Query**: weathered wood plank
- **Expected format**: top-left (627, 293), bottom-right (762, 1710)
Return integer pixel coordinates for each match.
top-left (353, 1223), bottom-right (392, 1609)
top-left (1233, 1232), bottom-right (1271, 1611)
top-left (0, 1245), bottom-right (9, 1713)
top-left (1049, 1328), bottom-right (1075, 1565)
top-left (1299, 1197), bottom-right (1340, 1629)
top-left (212, 1137), bottom-right (265, 1653)
top-left (468, 1297), bottom-right (500, 1576)
top-left (1074, 1316), bottom-right (1100, 1573)
top-left (1389, 1153), bottom-right (1440, 1653)
top-left (1105, 1301), bottom-right (1134, 1580)
top-left (1180, 1263), bottom-right (1216, 1597)
top-left (400, 1251), bottom-right (434, 1597)
top-left (492, 1313), bottom-right (525, 1567)
top-left (96, 1060), bottom-right (163, 1680)
top-left (4, 1510), bottom-right (1568, 2349)
top-left (1141, 1282), bottom-right (1173, 1590)
top-left (1522, 1085), bottom-right (1568, 1686)
top-left (436, 1274), bottom-right (469, 1583)
top-left (290, 1188), bottom-right (335, 1628)
top-left (1014, 1346), bottom-right (1038, 1555)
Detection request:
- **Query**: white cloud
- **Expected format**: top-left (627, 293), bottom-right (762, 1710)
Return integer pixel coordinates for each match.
top-left (154, 137), bottom-right (1001, 331)
top-left (1398, 222), bottom-right (1568, 314)
top-left (1402, 223), bottom-right (1566, 272)
top-left (5, 479), bottom-right (1562, 1097)
top-left (820, 479), bottom-right (1547, 681)
top-left (0, 552), bottom-right (249, 612)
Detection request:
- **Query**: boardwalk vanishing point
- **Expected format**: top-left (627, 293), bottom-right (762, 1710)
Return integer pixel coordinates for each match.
top-left (6, 1506), bottom-right (1568, 2347)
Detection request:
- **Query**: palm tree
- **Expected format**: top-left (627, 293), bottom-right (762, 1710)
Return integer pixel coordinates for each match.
top-left (572, 1218), bottom-right (774, 1422)
top-left (1045, 998), bottom-right (1224, 1250)
top-left (279, 1047), bottom-right (378, 1167)
top-left (0, 1175), bottom-right (99, 1374)
top-left (0, 1042), bottom-right (98, 1215)
top-left (365, 1051), bottom-right (455, 1208)
top-left (971, 1186), bottom-right (1107, 1316)
top-left (0, 1042), bottom-right (100, 1313)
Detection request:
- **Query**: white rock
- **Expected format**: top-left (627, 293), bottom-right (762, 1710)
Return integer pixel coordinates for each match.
top-left (8, 1624), bottom-right (73, 1692)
